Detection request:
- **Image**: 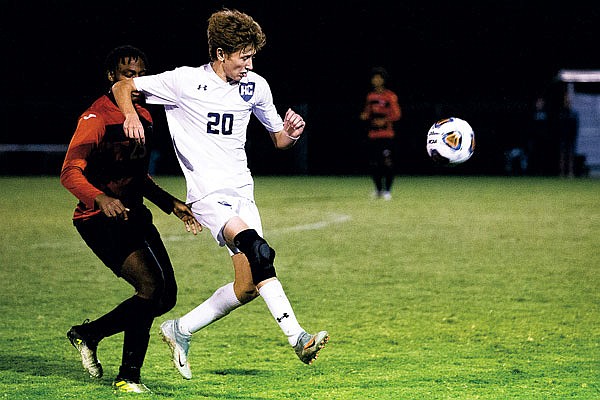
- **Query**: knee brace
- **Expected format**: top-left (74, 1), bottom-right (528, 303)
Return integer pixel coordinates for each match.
top-left (233, 229), bottom-right (277, 285)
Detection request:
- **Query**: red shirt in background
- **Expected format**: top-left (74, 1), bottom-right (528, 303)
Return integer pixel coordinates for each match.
top-left (362, 89), bottom-right (402, 139)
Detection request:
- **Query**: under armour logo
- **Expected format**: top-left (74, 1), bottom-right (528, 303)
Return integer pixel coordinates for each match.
top-left (276, 313), bottom-right (289, 323)
top-left (198, 84), bottom-right (207, 91)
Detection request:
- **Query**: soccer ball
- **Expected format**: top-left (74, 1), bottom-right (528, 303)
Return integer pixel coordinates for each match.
top-left (426, 117), bottom-right (475, 165)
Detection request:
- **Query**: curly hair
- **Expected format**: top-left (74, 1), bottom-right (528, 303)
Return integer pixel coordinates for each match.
top-left (103, 45), bottom-right (149, 77)
top-left (207, 9), bottom-right (266, 61)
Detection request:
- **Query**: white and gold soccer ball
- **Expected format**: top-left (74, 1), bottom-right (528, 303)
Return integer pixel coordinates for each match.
top-left (426, 117), bottom-right (475, 165)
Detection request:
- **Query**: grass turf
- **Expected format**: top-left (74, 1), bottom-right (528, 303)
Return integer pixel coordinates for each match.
top-left (0, 175), bottom-right (598, 399)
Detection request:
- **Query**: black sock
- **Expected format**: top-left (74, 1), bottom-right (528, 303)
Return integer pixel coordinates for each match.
top-left (118, 297), bottom-right (154, 382)
top-left (117, 366), bottom-right (141, 383)
top-left (79, 296), bottom-right (142, 342)
top-left (80, 295), bottom-right (155, 343)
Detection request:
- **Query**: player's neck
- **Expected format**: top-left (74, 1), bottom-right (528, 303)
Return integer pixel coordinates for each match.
top-left (210, 61), bottom-right (228, 83)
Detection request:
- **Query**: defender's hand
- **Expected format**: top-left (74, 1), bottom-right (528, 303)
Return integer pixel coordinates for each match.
top-left (95, 193), bottom-right (129, 220)
top-left (173, 200), bottom-right (202, 235)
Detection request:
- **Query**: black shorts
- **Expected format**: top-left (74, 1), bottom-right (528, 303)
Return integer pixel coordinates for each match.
top-left (368, 138), bottom-right (394, 163)
top-left (74, 206), bottom-right (162, 276)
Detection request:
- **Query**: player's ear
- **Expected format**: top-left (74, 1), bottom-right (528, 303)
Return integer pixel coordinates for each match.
top-left (107, 71), bottom-right (115, 82)
top-left (217, 48), bottom-right (225, 62)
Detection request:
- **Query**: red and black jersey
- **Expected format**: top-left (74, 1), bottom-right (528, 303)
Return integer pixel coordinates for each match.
top-left (61, 93), bottom-right (175, 220)
top-left (362, 89), bottom-right (402, 140)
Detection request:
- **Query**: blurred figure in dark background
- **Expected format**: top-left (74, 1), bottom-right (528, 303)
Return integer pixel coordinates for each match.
top-left (556, 91), bottom-right (578, 177)
top-left (545, 82), bottom-right (579, 177)
top-left (360, 67), bottom-right (402, 200)
top-left (528, 95), bottom-right (549, 175)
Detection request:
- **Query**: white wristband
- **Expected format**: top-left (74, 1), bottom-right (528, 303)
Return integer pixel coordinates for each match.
top-left (285, 133), bottom-right (300, 141)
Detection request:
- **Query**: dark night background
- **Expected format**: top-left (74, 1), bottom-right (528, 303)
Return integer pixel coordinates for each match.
top-left (1, 1), bottom-right (599, 175)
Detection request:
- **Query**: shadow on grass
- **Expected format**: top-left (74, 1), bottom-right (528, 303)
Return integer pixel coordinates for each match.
top-left (212, 368), bottom-right (265, 376)
top-left (0, 354), bottom-right (274, 399)
top-left (0, 353), bottom-right (92, 380)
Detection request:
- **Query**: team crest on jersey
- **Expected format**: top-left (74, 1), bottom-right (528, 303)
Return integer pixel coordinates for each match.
top-left (239, 82), bottom-right (255, 101)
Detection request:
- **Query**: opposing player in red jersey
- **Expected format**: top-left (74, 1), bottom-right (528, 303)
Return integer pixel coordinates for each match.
top-left (360, 67), bottom-right (402, 200)
top-left (60, 45), bottom-right (201, 393)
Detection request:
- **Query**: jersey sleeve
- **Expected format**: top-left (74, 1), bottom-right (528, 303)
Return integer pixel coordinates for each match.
top-left (134, 68), bottom-right (181, 106)
top-left (251, 77), bottom-right (284, 133)
top-left (60, 113), bottom-right (105, 209)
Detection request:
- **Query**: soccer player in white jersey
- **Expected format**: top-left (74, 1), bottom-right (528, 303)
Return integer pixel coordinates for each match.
top-left (112, 8), bottom-right (328, 379)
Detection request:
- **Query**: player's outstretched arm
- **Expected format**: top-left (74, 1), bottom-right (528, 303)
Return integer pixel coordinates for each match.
top-left (270, 108), bottom-right (306, 149)
top-left (112, 79), bottom-right (146, 143)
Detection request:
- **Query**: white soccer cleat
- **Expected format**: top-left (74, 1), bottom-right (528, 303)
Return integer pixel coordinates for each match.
top-left (160, 319), bottom-right (192, 379)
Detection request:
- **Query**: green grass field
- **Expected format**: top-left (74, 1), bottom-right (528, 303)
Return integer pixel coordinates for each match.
top-left (1, 175), bottom-right (598, 399)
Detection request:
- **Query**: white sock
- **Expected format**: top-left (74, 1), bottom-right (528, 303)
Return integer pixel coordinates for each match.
top-left (178, 282), bottom-right (242, 335)
top-left (258, 279), bottom-right (304, 345)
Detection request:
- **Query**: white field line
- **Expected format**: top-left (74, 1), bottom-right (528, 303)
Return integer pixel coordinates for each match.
top-left (32, 212), bottom-right (352, 247)
top-left (268, 212), bottom-right (352, 235)
top-left (161, 212), bottom-right (352, 242)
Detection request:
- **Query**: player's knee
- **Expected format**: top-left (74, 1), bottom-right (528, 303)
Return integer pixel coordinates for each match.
top-left (136, 277), bottom-right (176, 315)
top-left (137, 279), bottom-right (160, 300)
top-left (233, 229), bottom-right (277, 285)
top-left (154, 288), bottom-right (177, 316)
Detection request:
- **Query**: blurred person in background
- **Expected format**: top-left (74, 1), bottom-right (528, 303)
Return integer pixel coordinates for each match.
top-left (545, 81), bottom-right (579, 177)
top-left (360, 67), bottom-right (402, 200)
top-left (528, 95), bottom-right (549, 175)
top-left (556, 91), bottom-right (578, 177)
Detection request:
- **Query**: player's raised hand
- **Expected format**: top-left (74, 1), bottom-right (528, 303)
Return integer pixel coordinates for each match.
top-left (283, 108), bottom-right (305, 140)
top-left (172, 200), bottom-right (202, 235)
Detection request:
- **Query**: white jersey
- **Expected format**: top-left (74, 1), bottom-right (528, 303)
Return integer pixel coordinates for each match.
top-left (134, 64), bottom-right (284, 203)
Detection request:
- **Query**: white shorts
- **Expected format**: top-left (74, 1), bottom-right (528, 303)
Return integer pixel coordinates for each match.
top-left (190, 187), bottom-right (263, 255)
